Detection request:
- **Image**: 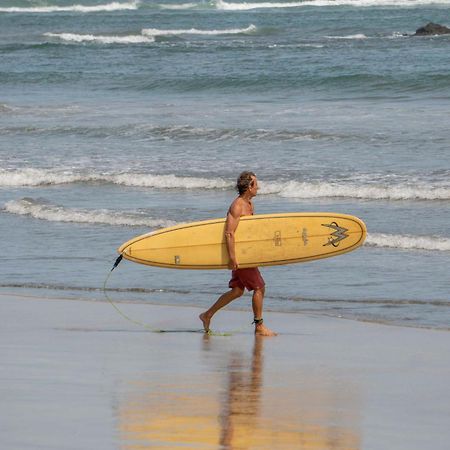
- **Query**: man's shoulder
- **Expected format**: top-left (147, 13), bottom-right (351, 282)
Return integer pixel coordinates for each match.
top-left (228, 196), bottom-right (253, 218)
top-left (228, 197), bottom-right (245, 216)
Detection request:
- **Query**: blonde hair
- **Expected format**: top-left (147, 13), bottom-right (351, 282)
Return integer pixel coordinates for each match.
top-left (236, 171), bottom-right (256, 195)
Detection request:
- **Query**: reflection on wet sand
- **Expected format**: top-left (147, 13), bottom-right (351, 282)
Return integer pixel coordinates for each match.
top-left (119, 336), bottom-right (360, 449)
top-left (218, 336), bottom-right (263, 449)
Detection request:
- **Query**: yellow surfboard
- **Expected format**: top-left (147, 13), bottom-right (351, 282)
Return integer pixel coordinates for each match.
top-left (118, 212), bottom-right (366, 270)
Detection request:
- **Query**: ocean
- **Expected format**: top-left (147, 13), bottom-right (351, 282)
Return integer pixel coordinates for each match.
top-left (0, 0), bottom-right (449, 331)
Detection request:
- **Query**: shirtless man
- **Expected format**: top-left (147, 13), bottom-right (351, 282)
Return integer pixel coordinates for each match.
top-left (199, 171), bottom-right (277, 336)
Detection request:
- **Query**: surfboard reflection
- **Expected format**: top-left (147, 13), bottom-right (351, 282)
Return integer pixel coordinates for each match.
top-left (118, 336), bottom-right (360, 449)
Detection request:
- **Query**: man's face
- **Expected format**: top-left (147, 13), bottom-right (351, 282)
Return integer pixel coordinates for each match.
top-left (248, 176), bottom-right (258, 197)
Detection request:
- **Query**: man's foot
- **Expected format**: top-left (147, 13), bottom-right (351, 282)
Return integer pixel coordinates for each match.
top-left (199, 312), bottom-right (211, 333)
top-left (255, 323), bottom-right (277, 336)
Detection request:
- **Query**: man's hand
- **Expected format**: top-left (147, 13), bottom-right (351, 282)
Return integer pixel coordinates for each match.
top-left (228, 257), bottom-right (238, 271)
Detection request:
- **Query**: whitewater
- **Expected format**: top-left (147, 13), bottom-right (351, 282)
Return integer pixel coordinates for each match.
top-left (1, 168), bottom-right (448, 201)
top-left (4, 197), bottom-right (450, 253)
top-left (0, 1), bottom-right (140, 13)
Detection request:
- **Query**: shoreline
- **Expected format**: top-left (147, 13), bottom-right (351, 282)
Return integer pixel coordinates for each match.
top-left (1, 288), bottom-right (449, 333)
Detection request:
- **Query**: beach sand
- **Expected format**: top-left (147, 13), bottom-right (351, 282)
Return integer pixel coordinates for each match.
top-left (1, 292), bottom-right (449, 450)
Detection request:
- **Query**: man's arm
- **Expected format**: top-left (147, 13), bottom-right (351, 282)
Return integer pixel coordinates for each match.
top-left (224, 201), bottom-right (242, 270)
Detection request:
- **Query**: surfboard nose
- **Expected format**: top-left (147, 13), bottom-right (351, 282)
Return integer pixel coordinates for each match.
top-left (118, 241), bottom-right (131, 255)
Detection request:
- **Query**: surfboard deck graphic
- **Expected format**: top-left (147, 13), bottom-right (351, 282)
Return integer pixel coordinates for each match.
top-left (118, 212), bottom-right (367, 269)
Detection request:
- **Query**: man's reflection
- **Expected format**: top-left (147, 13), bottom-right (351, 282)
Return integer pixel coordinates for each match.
top-left (119, 335), bottom-right (360, 449)
top-left (219, 336), bottom-right (264, 448)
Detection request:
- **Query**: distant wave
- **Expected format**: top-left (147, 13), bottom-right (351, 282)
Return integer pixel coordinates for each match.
top-left (366, 233), bottom-right (450, 252)
top-left (1, 169), bottom-right (449, 201)
top-left (158, 2), bottom-right (201, 9)
top-left (44, 32), bottom-right (154, 44)
top-left (326, 34), bottom-right (368, 39)
top-left (214, 0), bottom-right (450, 10)
top-left (42, 25), bottom-right (256, 45)
top-left (141, 24), bottom-right (257, 37)
top-left (0, 1), bottom-right (139, 13)
top-left (4, 198), bottom-right (177, 228)
top-left (215, 0), bottom-right (308, 10)
top-left (0, 124), bottom-right (339, 141)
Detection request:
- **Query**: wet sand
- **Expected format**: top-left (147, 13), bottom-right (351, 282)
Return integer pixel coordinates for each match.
top-left (1, 292), bottom-right (449, 450)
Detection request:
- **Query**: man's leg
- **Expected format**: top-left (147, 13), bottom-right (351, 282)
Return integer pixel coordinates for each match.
top-left (199, 286), bottom-right (244, 332)
top-left (251, 287), bottom-right (277, 336)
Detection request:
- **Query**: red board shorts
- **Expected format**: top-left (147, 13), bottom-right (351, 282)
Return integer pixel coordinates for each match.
top-left (229, 268), bottom-right (265, 292)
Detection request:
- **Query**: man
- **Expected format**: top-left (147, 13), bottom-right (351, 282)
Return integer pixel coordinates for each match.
top-left (199, 171), bottom-right (277, 336)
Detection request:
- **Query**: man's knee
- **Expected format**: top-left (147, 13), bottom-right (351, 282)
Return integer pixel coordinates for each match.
top-left (231, 286), bottom-right (244, 298)
top-left (254, 286), bottom-right (265, 297)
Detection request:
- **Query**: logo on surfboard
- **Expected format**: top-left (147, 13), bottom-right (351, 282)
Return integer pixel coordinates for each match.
top-left (322, 222), bottom-right (349, 247)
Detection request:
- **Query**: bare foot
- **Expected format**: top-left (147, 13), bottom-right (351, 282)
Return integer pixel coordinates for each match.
top-left (255, 323), bottom-right (277, 336)
top-left (199, 312), bottom-right (211, 333)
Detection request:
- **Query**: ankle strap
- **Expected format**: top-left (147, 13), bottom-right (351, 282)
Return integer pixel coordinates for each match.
top-left (252, 318), bottom-right (263, 325)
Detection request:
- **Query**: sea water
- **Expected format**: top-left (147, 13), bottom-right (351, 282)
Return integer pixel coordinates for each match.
top-left (0, 0), bottom-right (449, 330)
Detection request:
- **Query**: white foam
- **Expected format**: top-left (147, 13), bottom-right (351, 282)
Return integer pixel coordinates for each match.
top-left (366, 233), bottom-right (450, 252)
top-left (5, 197), bottom-right (449, 250)
top-left (0, 168), bottom-right (232, 190)
top-left (0, 103), bottom-right (15, 114)
top-left (44, 32), bottom-right (154, 44)
top-left (215, 0), bottom-right (450, 10)
top-left (326, 34), bottom-right (368, 39)
top-left (0, 1), bottom-right (140, 13)
top-left (2, 169), bottom-right (448, 200)
top-left (4, 198), bottom-right (176, 228)
top-left (268, 43), bottom-right (325, 48)
top-left (142, 24), bottom-right (257, 37)
top-left (259, 180), bottom-right (450, 201)
top-left (159, 2), bottom-right (199, 9)
top-left (0, 168), bottom-right (87, 187)
top-left (216, 0), bottom-right (308, 10)
top-left (44, 26), bottom-right (257, 45)
top-left (108, 173), bottom-right (232, 189)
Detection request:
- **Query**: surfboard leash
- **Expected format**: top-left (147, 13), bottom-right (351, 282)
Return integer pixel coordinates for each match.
top-left (103, 255), bottom-right (232, 336)
top-left (103, 255), bottom-right (167, 332)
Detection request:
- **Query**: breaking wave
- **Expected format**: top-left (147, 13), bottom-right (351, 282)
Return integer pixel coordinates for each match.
top-left (325, 34), bottom-right (368, 39)
top-left (142, 24), bottom-right (257, 37)
top-left (214, 0), bottom-right (450, 10)
top-left (4, 0), bottom-right (446, 14)
top-left (42, 25), bottom-right (256, 45)
top-left (3, 198), bottom-right (176, 228)
top-left (0, 1), bottom-right (139, 13)
top-left (44, 32), bottom-right (154, 44)
top-left (366, 233), bottom-right (450, 252)
top-left (158, 2), bottom-right (201, 9)
top-left (1, 169), bottom-right (449, 201)
top-left (0, 168), bottom-right (85, 187)
top-left (0, 123), bottom-right (339, 141)
top-left (0, 168), bottom-right (232, 189)
top-left (4, 198), bottom-right (449, 252)
top-left (259, 180), bottom-right (450, 201)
